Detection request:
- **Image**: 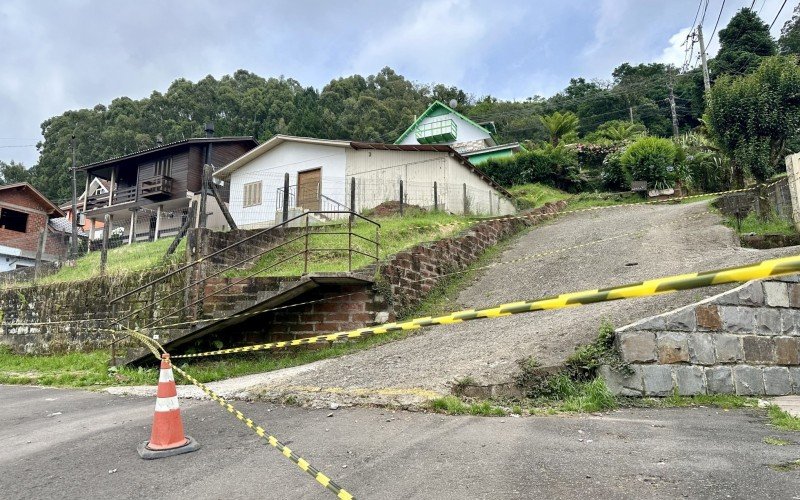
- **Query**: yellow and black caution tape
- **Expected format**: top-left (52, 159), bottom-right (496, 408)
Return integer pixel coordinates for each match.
top-left (121, 331), bottom-right (355, 499)
top-left (173, 253), bottom-right (800, 359)
top-left (170, 365), bottom-right (355, 500)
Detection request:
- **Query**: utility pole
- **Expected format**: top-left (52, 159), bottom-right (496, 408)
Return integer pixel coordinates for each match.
top-left (70, 134), bottom-right (78, 259)
top-left (697, 25), bottom-right (711, 93)
top-left (669, 83), bottom-right (679, 141)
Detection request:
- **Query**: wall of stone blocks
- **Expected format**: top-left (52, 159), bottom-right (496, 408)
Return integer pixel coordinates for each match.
top-left (602, 275), bottom-right (800, 397)
top-left (378, 201), bottom-right (567, 317)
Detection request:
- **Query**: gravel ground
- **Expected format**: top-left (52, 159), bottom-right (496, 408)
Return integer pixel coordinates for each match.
top-left (112, 201), bottom-right (800, 407)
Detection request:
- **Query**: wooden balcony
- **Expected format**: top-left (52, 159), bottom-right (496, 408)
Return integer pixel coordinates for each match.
top-left (139, 175), bottom-right (173, 198)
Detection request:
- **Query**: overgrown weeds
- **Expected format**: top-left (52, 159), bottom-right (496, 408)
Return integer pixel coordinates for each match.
top-left (768, 405), bottom-right (800, 431)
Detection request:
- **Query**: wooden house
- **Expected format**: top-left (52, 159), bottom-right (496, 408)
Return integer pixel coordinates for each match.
top-left (76, 136), bottom-right (258, 242)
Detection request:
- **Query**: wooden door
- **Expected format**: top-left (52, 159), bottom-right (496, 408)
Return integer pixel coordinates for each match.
top-left (297, 168), bottom-right (321, 211)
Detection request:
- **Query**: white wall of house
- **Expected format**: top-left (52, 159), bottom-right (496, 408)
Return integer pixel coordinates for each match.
top-left (228, 142), bottom-right (347, 228)
top-left (345, 149), bottom-right (514, 216)
top-left (397, 111), bottom-right (492, 147)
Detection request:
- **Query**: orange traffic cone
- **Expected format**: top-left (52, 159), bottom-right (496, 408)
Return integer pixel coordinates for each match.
top-left (138, 353), bottom-right (200, 459)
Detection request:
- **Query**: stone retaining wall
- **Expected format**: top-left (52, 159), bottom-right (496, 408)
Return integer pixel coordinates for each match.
top-left (602, 275), bottom-right (800, 396)
top-left (0, 268), bottom-right (188, 354)
top-left (378, 201), bottom-right (567, 317)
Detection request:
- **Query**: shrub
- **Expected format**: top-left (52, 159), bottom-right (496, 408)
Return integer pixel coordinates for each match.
top-left (620, 137), bottom-right (678, 187)
top-left (482, 145), bottom-right (584, 192)
top-left (600, 150), bottom-right (631, 191)
top-left (686, 152), bottom-right (732, 193)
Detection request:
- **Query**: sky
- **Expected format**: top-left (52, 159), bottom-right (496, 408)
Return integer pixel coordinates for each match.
top-left (0, 0), bottom-right (795, 167)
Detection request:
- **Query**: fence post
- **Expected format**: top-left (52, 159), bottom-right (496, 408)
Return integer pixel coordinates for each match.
top-left (303, 214), bottom-right (310, 275)
top-left (350, 176), bottom-right (356, 222)
top-left (433, 181), bottom-right (438, 211)
top-left (399, 179), bottom-right (404, 216)
top-left (282, 172), bottom-right (290, 222)
top-left (463, 183), bottom-right (468, 215)
top-left (34, 228), bottom-right (47, 281)
top-left (100, 214), bottom-right (110, 275)
top-left (348, 216), bottom-right (352, 272)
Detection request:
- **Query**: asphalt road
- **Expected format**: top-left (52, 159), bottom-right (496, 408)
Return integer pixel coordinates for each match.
top-left (3, 385), bottom-right (799, 499)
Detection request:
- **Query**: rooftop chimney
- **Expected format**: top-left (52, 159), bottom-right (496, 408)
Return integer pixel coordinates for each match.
top-left (156, 134), bottom-right (163, 146)
top-left (204, 122), bottom-right (215, 138)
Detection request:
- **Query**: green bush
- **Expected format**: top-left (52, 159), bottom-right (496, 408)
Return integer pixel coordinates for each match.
top-left (600, 150), bottom-right (631, 191)
top-left (686, 152), bottom-right (732, 193)
top-left (620, 137), bottom-right (677, 187)
top-left (482, 145), bottom-right (584, 192)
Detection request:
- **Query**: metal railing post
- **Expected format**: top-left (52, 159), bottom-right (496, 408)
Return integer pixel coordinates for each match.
top-left (282, 172), bottom-right (290, 222)
top-left (348, 215), bottom-right (352, 272)
top-left (349, 176), bottom-right (356, 223)
top-left (433, 181), bottom-right (438, 212)
top-left (399, 179), bottom-right (404, 216)
top-left (303, 214), bottom-right (310, 275)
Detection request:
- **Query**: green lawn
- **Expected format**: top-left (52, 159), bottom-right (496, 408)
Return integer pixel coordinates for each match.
top-left (726, 211), bottom-right (796, 236)
top-left (10, 238), bottom-right (186, 287)
top-left (566, 191), bottom-right (645, 210)
top-left (507, 183), bottom-right (571, 210)
top-left (227, 211), bottom-right (469, 277)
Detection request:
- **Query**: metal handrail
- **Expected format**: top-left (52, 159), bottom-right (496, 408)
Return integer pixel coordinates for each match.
top-left (109, 210), bottom-right (380, 353)
top-left (110, 209), bottom-right (319, 303)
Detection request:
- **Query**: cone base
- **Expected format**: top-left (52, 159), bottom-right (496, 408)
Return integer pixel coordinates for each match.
top-left (137, 435), bottom-right (200, 460)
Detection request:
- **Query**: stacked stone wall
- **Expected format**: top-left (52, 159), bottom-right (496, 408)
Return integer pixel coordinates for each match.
top-left (379, 201), bottom-right (566, 317)
top-left (603, 276), bottom-right (800, 396)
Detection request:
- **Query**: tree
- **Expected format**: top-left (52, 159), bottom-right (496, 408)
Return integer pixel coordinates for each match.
top-left (712, 8), bottom-right (778, 77)
top-left (539, 111), bottom-right (579, 146)
top-left (779, 2), bottom-right (800, 54)
top-left (591, 120), bottom-right (646, 142)
top-left (620, 137), bottom-right (678, 187)
top-left (706, 56), bottom-right (800, 185)
top-left (0, 160), bottom-right (31, 184)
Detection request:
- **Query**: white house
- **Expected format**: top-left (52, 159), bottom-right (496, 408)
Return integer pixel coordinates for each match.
top-left (214, 135), bottom-right (517, 229)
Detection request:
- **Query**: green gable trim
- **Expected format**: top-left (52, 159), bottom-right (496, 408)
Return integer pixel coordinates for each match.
top-left (466, 149), bottom-right (516, 165)
top-left (394, 100), bottom-right (492, 144)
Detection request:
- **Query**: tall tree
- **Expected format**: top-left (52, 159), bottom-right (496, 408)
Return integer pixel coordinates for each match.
top-left (712, 8), bottom-right (778, 78)
top-left (706, 56), bottom-right (800, 184)
top-left (779, 2), bottom-right (800, 55)
top-left (0, 161), bottom-right (31, 185)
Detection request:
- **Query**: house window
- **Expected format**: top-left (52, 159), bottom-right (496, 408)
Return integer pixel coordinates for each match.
top-left (155, 157), bottom-right (172, 177)
top-left (243, 181), bottom-right (262, 208)
top-left (0, 208), bottom-right (28, 232)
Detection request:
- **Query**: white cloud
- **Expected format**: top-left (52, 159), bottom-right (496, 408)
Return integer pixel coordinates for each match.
top-left (658, 27), bottom-right (693, 68)
top-left (349, 0), bottom-right (493, 86)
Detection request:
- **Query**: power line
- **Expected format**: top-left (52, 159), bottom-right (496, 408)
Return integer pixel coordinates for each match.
top-left (0, 144), bottom-right (37, 149)
top-left (708, 0), bottom-right (726, 48)
top-left (770, 0), bottom-right (789, 29)
top-left (699, 0), bottom-right (711, 26)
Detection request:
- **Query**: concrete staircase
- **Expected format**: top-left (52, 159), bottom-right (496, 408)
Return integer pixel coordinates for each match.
top-left (123, 272), bottom-right (375, 366)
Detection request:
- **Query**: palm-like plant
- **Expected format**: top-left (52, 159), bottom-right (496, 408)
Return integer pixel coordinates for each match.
top-left (539, 111), bottom-right (579, 147)
top-left (597, 121), bottom-right (645, 141)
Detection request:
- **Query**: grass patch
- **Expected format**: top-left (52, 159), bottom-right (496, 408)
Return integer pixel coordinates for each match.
top-left (227, 211), bottom-right (469, 277)
top-left (565, 320), bottom-right (625, 380)
top-left (7, 238), bottom-right (186, 287)
top-left (508, 183), bottom-right (571, 210)
top-left (725, 211), bottom-right (796, 236)
top-left (566, 191), bottom-right (644, 211)
top-left (429, 396), bottom-right (506, 416)
top-left (660, 393), bottom-right (758, 409)
top-left (764, 436), bottom-right (793, 446)
top-left (0, 329), bottom-right (420, 388)
top-left (522, 373), bottom-right (618, 414)
top-left (768, 405), bottom-right (800, 431)
top-left (769, 459), bottom-right (800, 472)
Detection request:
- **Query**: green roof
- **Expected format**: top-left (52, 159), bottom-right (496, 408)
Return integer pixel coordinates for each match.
top-left (394, 100), bottom-right (493, 144)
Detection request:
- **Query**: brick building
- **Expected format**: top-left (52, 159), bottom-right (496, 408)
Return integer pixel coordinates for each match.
top-left (0, 183), bottom-right (67, 271)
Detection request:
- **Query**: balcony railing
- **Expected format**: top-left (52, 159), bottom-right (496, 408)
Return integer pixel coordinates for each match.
top-left (140, 175), bottom-right (173, 198)
top-left (112, 186), bottom-right (137, 205)
top-left (415, 118), bottom-right (457, 144)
